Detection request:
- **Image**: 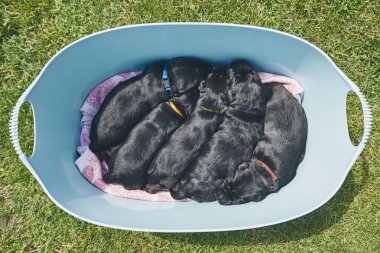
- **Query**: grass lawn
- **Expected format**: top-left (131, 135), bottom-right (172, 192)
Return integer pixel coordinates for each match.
top-left (1, 0), bottom-right (379, 252)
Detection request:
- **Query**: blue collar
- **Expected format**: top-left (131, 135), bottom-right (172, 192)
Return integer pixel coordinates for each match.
top-left (162, 64), bottom-right (172, 95)
top-left (236, 109), bottom-right (265, 117)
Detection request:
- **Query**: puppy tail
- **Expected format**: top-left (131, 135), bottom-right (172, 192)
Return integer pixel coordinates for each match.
top-left (298, 137), bottom-right (308, 165)
top-left (298, 149), bottom-right (306, 164)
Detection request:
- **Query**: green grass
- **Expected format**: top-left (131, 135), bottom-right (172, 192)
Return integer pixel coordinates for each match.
top-left (1, 0), bottom-right (379, 252)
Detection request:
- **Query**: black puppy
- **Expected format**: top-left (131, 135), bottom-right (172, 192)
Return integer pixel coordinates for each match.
top-left (215, 82), bottom-right (308, 205)
top-left (89, 57), bottom-right (212, 153)
top-left (102, 88), bottom-right (200, 189)
top-left (145, 67), bottom-right (230, 193)
top-left (170, 60), bottom-right (272, 202)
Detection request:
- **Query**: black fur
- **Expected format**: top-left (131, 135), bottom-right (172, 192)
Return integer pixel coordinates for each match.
top-left (215, 82), bottom-right (308, 205)
top-left (145, 67), bottom-right (230, 193)
top-left (170, 60), bottom-right (272, 202)
top-left (89, 57), bottom-right (212, 153)
top-left (102, 89), bottom-right (200, 189)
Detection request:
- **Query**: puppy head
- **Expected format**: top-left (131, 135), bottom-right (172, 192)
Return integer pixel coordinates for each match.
top-left (227, 60), bottom-right (272, 113)
top-left (170, 88), bottom-right (200, 116)
top-left (168, 57), bottom-right (212, 94)
top-left (199, 67), bottom-right (230, 111)
top-left (215, 161), bottom-right (278, 205)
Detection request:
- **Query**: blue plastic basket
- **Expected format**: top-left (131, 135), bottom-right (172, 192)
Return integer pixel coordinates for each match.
top-left (9, 23), bottom-right (372, 232)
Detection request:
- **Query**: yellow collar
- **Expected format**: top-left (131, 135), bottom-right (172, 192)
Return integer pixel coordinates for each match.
top-left (200, 105), bottom-right (220, 114)
top-left (168, 101), bottom-right (184, 117)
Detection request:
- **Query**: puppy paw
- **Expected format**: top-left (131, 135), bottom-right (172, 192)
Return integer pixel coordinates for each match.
top-left (145, 183), bottom-right (162, 194)
top-left (169, 188), bottom-right (187, 200)
top-left (169, 183), bottom-right (188, 200)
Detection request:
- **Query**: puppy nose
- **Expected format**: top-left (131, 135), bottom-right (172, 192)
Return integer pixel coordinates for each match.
top-left (239, 162), bottom-right (249, 170)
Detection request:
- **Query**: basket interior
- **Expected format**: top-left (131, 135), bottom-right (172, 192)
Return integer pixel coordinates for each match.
top-left (24, 24), bottom-right (357, 231)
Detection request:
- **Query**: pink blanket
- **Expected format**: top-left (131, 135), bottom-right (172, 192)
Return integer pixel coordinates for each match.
top-left (75, 71), bottom-right (304, 202)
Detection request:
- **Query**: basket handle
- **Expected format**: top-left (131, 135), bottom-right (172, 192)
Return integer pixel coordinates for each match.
top-left (9, 93), bottom-right (41, 181)
top-left (9, 96), bottom-right (30, 159)
top-left (350, 86), bottom-right (372, 150)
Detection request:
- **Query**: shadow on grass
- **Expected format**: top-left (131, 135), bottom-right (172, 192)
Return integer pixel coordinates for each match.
top-left (154, 158), bottom-right (369, 246)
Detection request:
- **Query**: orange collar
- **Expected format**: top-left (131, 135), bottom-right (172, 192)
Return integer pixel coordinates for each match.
top-left (256, 160), bottom-right (277, 181)
top-left (168, 101), bottom-right (184, 117)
